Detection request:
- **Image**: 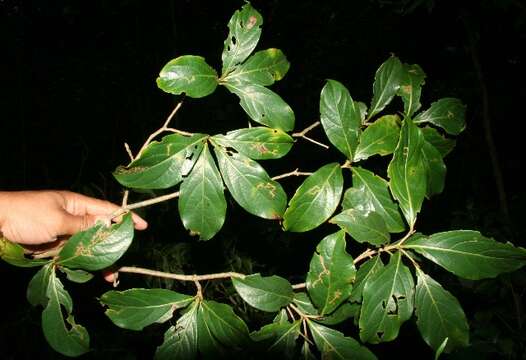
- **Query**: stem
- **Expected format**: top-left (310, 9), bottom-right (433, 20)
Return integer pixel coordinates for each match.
top-left (111, 191), bottom-right (180, 219)
top-left (124, 143), bottom-right (134, 161)
top-left (272, 169), bottom-right (313, 181)
top-left (353, 248), bottom-right (377, 265)
top-left (292, 282), bottom-right (306, 290)
top-left (193, 276), bottom-right (203, 300)
top-left (117, 266), bottom-right (246, 282)
top-left (292, 121), bottom-right (329, 149)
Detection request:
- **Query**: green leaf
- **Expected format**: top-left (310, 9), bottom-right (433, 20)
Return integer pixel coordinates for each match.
top-left (155, 301), bottom-right (199, 360)
top-left (359, 252), bottom-right (414, 343)
top-left (27, 263), bottom-right (53, 307)
top-left (319, 302), bottom-right (359, 326)
top-left (251, 320), bottom-right (301, 357)
top-left (200, 300), bottom-right (250, 348)
top-left (355, 115), bottom-right (401, 161)
top-left (421, 126), bottom-right (456, 157)
top-left (283, 163), bottom-right (343, 232)
top-left (344, 167), bottom-right (405, 233)
top-left (179, 144), bottom-right (227, 240)
top-left (306, 231), bottom-right (356, 315)
top-left (435, 338), bottom-right (449, 360)
top-left (414, 269), bottom-right (469, 352)
top-left (100, 288), bottom-right (194, 331)
top-left (42, 269), bottom-right (90, 357)
top-left (319, 79), bottom-right (362, 160)
top-left (214, 147), bottom-right (287, 219)
top-left (273, 309), bottom-right (290, 324)
top-left (156, 55), bottom-right (218, 98)
top-left (57, 213), bottom-right (134, 271)
top-left (404, 230), bottom-right (526, 279)
top-left (222, 3), bottom-right (263, 75)
top-left (421, 140), bottom-right (446, 198)
top-left (302, 340), bottom-right (318, 360)
top-left (59, 268), bottom-right (93, 284)
top-left (357, 101), bottom-right (368, 124)
top-left (387, 117), bottom-right (426, 228)
top-left (0, 236), bottom-right (50, 267)
top-left (292, 292), bottom-right (319, 316)
top-left (223, 48), bottom-right (290, 86)
top-left (225, 83), bottom-right (295, 131)
top-left (397, 63), bottom-right (426, 117)
top-left (414, 98), bottom-right (466, 135)
top-left (113, 133), bottom-right (206, 190)
top-left (349, 256), bottom-right (384, 304)
top-left (211, 127), bottom-right (293, 160)
top-left (232, 273), bottom-right (293, 312)
top-left (308, 321), bottom-right (377, 360)
top-left (368, 56), bottom-right (403, 119)
top-left (330, 209), bottom-right (390, 246)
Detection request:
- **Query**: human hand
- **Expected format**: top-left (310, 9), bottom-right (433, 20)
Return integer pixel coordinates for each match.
top-left (0, 190), bottom-right (147, 245)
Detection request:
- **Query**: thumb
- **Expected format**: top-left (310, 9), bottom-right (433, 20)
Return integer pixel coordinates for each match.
top-left (60, 213), bottom-right (109, 235)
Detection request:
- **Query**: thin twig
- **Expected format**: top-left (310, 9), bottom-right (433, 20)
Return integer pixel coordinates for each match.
top-left (272, 169), bottom-right (313, 181)
top-left (117, 266), bottom-right (246, 281)
top-left (165, 127), bottom-right (194, 136)
top-left (124, 143), bottom-right (134, 161)
top-left (292, 121), bottom-right (329, 149)
top-left (286, 306), bottom-right (296, 321)
top-left (111, 191), bottom-right (180, 220)
top-left (353, 248), bottom-right (377, 265)
top-left (292, 282), bottom-right (307, 290)
top-left (299, 135), bottom-right (330, 149)
top-left (193, 275), bottom-right (203, 299)
top-left (121, 190), bottom-right (129, 208)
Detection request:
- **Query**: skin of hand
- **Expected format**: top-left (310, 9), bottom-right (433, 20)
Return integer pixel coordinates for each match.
top-left (0, 190), bottom-right (147, 245)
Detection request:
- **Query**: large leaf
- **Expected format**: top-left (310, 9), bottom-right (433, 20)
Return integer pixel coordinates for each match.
top-left (57, 213), bottom-right (134, 271)
top-left (0, 236), bottom-right (50, 267)
top-left (113, 133), bottom-right (207, 189)
top-left (223, 48), bottom-right (290, 86)
top-left (344, 167), bottom-right (405, 233)
top-left (100, 288), bottom-right (194, 331)
top-left (414, 98), bottom-right (466, 135)
top-left (306, 231), bottom-right (356, 315)
top-left (308, 321), bottom-right (377, 360)
top-left (27, 263), bottom-right (54, 307)
top-left (368, 56), bottom-right (403, 119)
top-left (359, 252), bottom-right (414, 343)
top-left (211, 127), bottom-right (293, 160)
top-left (179, 144), bottom-right (227, 240)
top-left (355, 114), bottom-right (401, 161)
top-left (221, 3), bottom-right (263, 76)
top-left (225, 83), bottom-right (295, 131)
top-left (349, 256), bottom-right (384, 304)
top-left (404, 230), bottom-right (526, 279)
top-left (232, 273), bottom-right (293, 312)
top-left (156, 55), bottom-right (218, 98)
top-left (155, 301), bottom-right (199, 360)
top-left (42, 269), bottom-right (90, 357)
top-left (283, 163), bottom-right (343, 232)
top-left (421, 140), bottom-right (446, 198)
top-left (330, 209), bottom-right (390, 246)
top-left (251, 320), bottom-right (301, 357)
top-left (319, 79), bottom-right (362, 160)
top-left (387, 117), bottom-right (426, 229)
top-left (421, 126), bottom-right (456, 157)
top-left (397, 63), bottom-right (426, 117)
top-left (200, 300), bottom-right (250, 349)
top-left (415, 269), bottom-right (469, 352)
top-left (214, 147), bottom-right (287, 219)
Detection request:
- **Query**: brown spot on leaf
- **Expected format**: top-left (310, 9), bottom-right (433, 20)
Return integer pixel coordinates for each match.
top-left (246, 16), bottom-right (257, 29)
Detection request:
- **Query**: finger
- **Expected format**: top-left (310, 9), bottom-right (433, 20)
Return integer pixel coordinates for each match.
top-left (59, 213), bottom-right (99, 235)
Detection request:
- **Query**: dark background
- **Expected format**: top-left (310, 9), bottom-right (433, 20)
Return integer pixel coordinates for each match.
top-left (1, 0), bottom-right (525, 359)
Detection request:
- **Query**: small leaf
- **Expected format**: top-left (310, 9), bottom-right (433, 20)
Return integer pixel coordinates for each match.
top-left (308, 320), bottom-right (377, 360)
top-left (414, 98), bottom-right (466, 135)
top-left (155, 301), bottom-right (199, 360)
top-left (404, 231), bottom-right (526, 279)
top-left (251, 320), bottom-right (301, 357)
top-left (435, 338), bottom-right (449, 360)
top-left (0, 236), bottom-right (50, 267)
top-left (387, 117), bottom-right (426, 228)
top-left (27, 263), bottom-right (53, 307)
top-left (368, 56), bottom-right (403, 119)
top-left (355, 115), bottom-right (401, 161)
top-left (306, 231), bottom-right (356, 315)
top-left (200, 300), bottom-right (250, 348)
top-left (225, 83), bottom-right (295, 131)
top-left (214, 147), bottom-right (287, 219)
top-left (156, 55), bottom-right (218, 98)
top-left (42, 269), bottom-right (90, 357)
top-left (179, 144), bottom-right (227, 240)
top-left (283, 163), bottom-right (343, 232)
top-left (349, 256), bottom-right (384, 304)
top-left (59, 268), bottom-right (94, 284)
top-left (414, 269), bottom-right (469, 352)
top-left (320, 79), bottom-right (362, 160)
top-left (421, 126), bottom-right (456, 157)
top-left (292, 292), bottom-right (318, 316)
top-left (113, 133), bottom-right (207, 189)
top-left (57, 213), bottom-right (134, 271)
top-left (222, 3), bottom-right (263, 75)
top-left (397, 63), bottom-right (426, 117)
top-left (359, 252), bottom-right (414, 343)
top-left (344, 167), bottom-right (405, 233)
top-left (319, 302), bottom-right (359, 326)
top-left (232, 273), bottom-right (293, 312)
top-left (100, 288), bottom-right (194, 331)
top-left (331, 209), bottom-right (390, 246)
top-left (212, 127), bottom-right (293, 160)
top-left (224, 48), bottom-right (290, 86)
top-left (421, 140), bottom-right (446, 198)
top-left (273, 309), bottom-right (290, 324)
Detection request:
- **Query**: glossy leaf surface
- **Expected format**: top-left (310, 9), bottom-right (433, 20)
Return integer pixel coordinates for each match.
top-left (200, 300), bottom-right (250, 349)
top-left (421, 140), bottom-right (446, 198)
top-left (60, 268), bottom-right (93, 284)
top-left (368, 56), bottom-right (403, 119)
top-left (355, 114), bottom-right (400, 161)
top-left (331, 209), bottom-right (390, 246)
top-left (251, 320), bottom-right (301, 357)
top-left (414, 98), bottom-right (466, 135)
top-left (421, 126), bottom-right (456, 157)
top-left (349, 256), bottom-right (384, 304)
top-left (27, 263), bottom-right (53, 307)
top-left (0, 236), bottom-right (50, 267)
top-left (397, 63), bottom-right (426, 117)
top-left (224, 48), bottom-right (289, 86)
top-left (232, 273), bottom-right (293, 312)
